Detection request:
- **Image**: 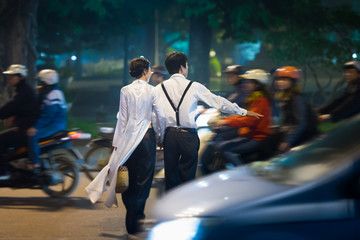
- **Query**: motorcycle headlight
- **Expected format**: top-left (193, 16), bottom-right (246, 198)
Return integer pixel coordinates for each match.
top-left (148, 218), bottom-right (201, 240)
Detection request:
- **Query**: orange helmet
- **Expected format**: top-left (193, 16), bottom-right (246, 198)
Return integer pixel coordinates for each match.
top-left (274, 66), bottom-right (301, 80)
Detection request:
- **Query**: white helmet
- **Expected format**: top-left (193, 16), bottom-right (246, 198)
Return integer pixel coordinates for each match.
top-left (3, 64), bottom-right (27, 77)
top-left (240, 69), bottom-right (269, 85)
top-left (37, 69), bottom-right (59, 85)
top-left (344, 61), bottom-right (360, 72)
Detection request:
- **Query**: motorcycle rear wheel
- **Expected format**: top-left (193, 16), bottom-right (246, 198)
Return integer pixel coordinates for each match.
top-left (42, 156), bottom-right (79, 197)
top-left (84, 146), bottom-right (113, 180)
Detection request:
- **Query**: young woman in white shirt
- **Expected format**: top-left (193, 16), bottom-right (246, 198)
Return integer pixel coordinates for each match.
top-left (86, 57), bottom-right (164, 237)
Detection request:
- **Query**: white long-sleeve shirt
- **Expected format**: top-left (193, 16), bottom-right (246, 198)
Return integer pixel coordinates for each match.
top-left (86, 79), bottom-right (164, 207)
top-left (154, 74), bottom-right (247, 131)
top-left (113, 79), bottom-right (164, 146)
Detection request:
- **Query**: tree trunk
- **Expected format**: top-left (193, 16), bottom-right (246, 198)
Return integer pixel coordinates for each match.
top-left (122, 0), bottom-right (129, 86)
top-left (0, 0), bottom-right (38, 104)
top-left (188, 15), bottom-right (212, 86)
top-left (74, 49), bottom-right (82, 79)
top-left (144, 22), bottom-right (155, 63)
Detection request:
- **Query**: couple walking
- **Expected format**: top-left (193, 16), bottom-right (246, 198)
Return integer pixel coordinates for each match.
top-left (85, 51), bottom-right (262, 236)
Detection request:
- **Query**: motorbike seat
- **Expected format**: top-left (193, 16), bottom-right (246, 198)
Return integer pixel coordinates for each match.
top-left (3, 130), bottom-right (71, 156)
top-left (39, 130), bottom-right (68, 142)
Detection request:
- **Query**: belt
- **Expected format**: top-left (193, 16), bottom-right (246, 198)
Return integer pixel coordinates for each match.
top-left (167, 127), bottom-right (197, 133)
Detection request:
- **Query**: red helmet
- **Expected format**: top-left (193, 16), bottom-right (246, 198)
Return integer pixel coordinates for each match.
top-left (274, 66), bottom-right (301, 80)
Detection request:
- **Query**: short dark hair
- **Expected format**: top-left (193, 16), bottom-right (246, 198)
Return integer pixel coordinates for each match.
top-left (164, 52), bottom-right (188, 75)
top-left (129, 57), bottom-right (150, 79)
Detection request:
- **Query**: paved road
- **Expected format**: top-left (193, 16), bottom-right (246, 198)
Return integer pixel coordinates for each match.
top-left (0, 141), bottom-right (160, 240)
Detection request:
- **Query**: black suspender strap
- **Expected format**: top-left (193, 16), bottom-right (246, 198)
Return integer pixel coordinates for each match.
top-left (161, 81), bottom-right (193, 126)
top-left (161, 84), bottom-right (177, 112)
top-left (178, 81), bottom-right (193, 114)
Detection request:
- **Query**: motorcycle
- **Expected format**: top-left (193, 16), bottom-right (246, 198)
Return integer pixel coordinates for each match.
top-left (0, 129), bottom-right (83, 197)
top-left (83, 126), bottom-right (114, 180)
top-left (197, 108), bottom-right (278, 175)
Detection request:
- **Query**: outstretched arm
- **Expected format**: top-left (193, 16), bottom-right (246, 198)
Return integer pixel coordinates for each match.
top-left (246, 111), bottom-right (263, 119)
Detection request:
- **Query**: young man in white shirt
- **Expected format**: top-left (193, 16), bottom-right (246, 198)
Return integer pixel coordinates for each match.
top-left (154, 51), bottom-right (262, 191)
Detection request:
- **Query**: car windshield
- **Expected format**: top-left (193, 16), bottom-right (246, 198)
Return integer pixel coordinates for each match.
top-left (250, 115), bottom-right (360, 186)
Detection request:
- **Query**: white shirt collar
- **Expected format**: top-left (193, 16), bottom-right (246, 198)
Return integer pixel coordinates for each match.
top-left (170, 73), bottom-right (186, 79)
top-left (133, 79), bottom-right (148, 84)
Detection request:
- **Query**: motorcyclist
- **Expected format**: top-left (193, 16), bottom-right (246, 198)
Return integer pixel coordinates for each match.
top-left (0, 64), bottom-right (39, 174)
top-left (150, 65), bottom-right (168, 86)
top-left (202, 69), bottom-right (272, 174)
top-left (205, 65), bottom-right (247, 141)
top-left (318, 61), bottom-right (360, 122)
top-left (223, 65), bottom-right (247, 107)
top-left (27, 69), bottom-right (67, 169)
top-left (273, 66), bottom-right (317, 152)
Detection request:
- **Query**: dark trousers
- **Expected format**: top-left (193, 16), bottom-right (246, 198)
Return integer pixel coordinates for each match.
top-left (121, 128), bottom-right (156, 234)
top-left (0, 128), bottom-right (27, 174)
top-left (221, 137), bottom-right (261, 165)
top-left (201, 128), bottom-right (238, 175)
top-left (201, 137), bottom-right (260, 175)
top-left (163, 127), bottom-right (200, 191)
top-left (28, 126), bottom-right (64, 165)
top-left (201, 143), bottom-right (218, 175)
top-left (0, 128), bottom-right (27, 152)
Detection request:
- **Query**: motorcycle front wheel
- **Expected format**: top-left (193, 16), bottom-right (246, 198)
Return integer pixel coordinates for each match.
top-left (84, 146), bottom-right (113, 180)
top-left (41, 156), bottom-right (79, 197)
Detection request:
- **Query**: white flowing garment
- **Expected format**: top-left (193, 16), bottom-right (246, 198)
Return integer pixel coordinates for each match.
top-left (85, 80), bottom-right (164, 207)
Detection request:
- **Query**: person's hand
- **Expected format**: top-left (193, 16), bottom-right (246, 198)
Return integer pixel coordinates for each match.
top-left (278, 142), bottom-right (290, 152)
top-left (5, 116), bottom-right (15, 127)
top-left (157, 142), bottom-right (163, 149)
top-left (214, 119), bottom-right (228, 128)
top-left (27, 127), bottom-right (37, 136)
top-left (246, 111), bottom-right (263, 119)
top-left (318, 114), bottom-right (331, 122)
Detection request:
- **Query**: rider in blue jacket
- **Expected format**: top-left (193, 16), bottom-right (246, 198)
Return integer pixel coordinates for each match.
top-left (27, 69), bottom-right (67, 169)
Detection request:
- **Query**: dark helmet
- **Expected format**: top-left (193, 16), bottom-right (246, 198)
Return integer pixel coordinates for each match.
top-left (223, 65), bottom-right (245, 75)
top-left (152, 65), bottom-right (168, 75)
top-left (343, 61), bottom-right (360, 72)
